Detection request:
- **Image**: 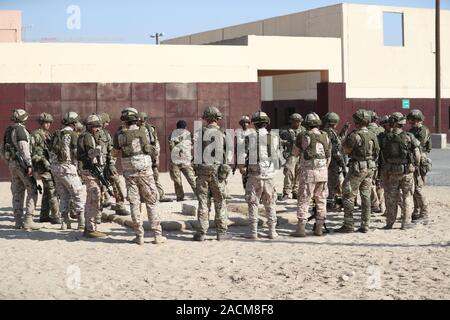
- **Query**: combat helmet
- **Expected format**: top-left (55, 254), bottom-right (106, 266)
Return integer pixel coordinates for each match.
top-left (62, 111), bottom-right (80, 125)
top-left (202, 106), bottom-right (222, 121)
top-left (352, 109), bottom-right (372, 125)
top-left (389, 112), bottom-right (406, 125)
top-left (406, 109), bottom-right (425, 122)
top-left (289, 113), bottom-right (303, 123)
top-left (323, 112), bottom-right (340, 124)
top-left (379, 115), bottom-right (390, 126)
top-left (251, 111), bottom-right (270, 125)
top-left (99, 112), bottom-right (111, 124)
top-left (137, 111), bottom-right (149, 122)
top-left (85, 114), bottom-right (103, 127)
top-left (239, 115), bottom-right (251, 125)
top-left (37, 112), bottom-right (53, 124)
top-left (120, 107), bottom-right (139, 122)
top-left (303, 112), bottom-right (322, 128)
top-left (369, 111), bottom-right (379, 123)
top-left (11, 109), bottom-right (29, 123)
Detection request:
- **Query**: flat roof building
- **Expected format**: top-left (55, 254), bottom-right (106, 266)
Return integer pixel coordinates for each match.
top-left (0, 3), bottom-right (449, 178)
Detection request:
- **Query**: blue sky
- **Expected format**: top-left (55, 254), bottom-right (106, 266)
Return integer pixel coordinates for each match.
top-left (0, 0), bottom-right (448, 43)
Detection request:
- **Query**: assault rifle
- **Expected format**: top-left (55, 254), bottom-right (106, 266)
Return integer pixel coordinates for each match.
top-left (15, 152), bottom-right (42, 194)
top-left (90, 164), bottom-right (114, 197)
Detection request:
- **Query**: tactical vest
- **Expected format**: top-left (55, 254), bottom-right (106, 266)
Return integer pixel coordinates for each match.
top-left (50, 129), bottom-right (78, 162)
top-left (117, 127), bottom-right (152, 158)
top-left (2, 124), bottom-right (29, 161)
top-left (31, 129), bottom-right (51, 172)
top-left (382, 131), bottom-right (415, 165)
top-left (410, 126), bottom-right (431, 153)
top-left (298, 130), bottom-right (330, 161)
top-left (350, 130), bottom-right (378, 162)
top-left (201, 126), bottom-right (225, 165)
top-left (145, 124), bottom-right (157, 145)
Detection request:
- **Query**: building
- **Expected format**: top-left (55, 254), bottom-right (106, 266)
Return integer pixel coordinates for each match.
top-left (0, 3), bottom-right (449, 179)
top-left (0, 11), bottom-right (21, 42)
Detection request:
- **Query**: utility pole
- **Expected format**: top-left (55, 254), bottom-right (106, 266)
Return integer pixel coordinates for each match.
top-left (150, 32), bottom-right (164, 45)
top-left (435, 0), bottom-right (441, 133)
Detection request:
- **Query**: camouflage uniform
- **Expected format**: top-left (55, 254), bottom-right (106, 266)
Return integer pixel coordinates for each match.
top-left (49, 112), bottom-right (85, 230)
top-left (31, 113), bottom-right (60, 224)
top-left (380, 112), bottom-right (421, 229)
top-left (138, 112), bottom-right (165, 200)
top-left (235, 116), bottom-right (252, 190)
top-left (368, 118), bottom-right (385, 212)
top-left (168, 127), bottom-right (196, 201)
top-left (77, 114), bottom-right (112, 237)
top-left (323, 112), bottom-right (345, 210)
top-left (407, 110), bottom-right (431, 221)
top-left (2, 109), bottom-right (40, 230)
top-left (114, 108), bottom-right (164, 245)
top-left (280, 114), bottom-right (304, 199)
top-left (292, 113), bottom-right (331, 237)
top-left (96, 115), bottom-right (128, 216)
top-left (193, 107), bottom-right (231, 241)
top-left (244, 112), bottom-right (279, 239)
top-left (336, 109), bottom-right (380, 233)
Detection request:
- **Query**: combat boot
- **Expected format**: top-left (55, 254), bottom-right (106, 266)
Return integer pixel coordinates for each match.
top-left (291, 221), bottom-right (306, 237)
top-left (77, 214), bottom-right (85, 231)
top-left (50, 216), bottom-right (61, 225)
top-left (153, 234), bottom-right (167, 244)
top-left (217, 232), bottom-right (232, 241)
top-left (268, 223), bottom-right (278, 239)
top-left (39, 216), bottom-right (51, 223)
top-left (243, 223), bottom-right (258, 239)
top-left (193, 233), bottom-right (205, 241)
top-left (279, 193), bottom-right (289, 201)
top-left (401, 223), bottom-right (416, 230)
top-left (116, 207), bottom-right (130, 216)
top-left (292, 192), bottom-right (298, 200)
top-left (14, 215), bottom-right (23, 230)
top-left (357, 225), bottom-right (370, 233)
top-left (335, 225), bottom-right (354, 233)
top-left (132, 236), bottom-right (144, 245)
top-left (84, 230), bottom-right (107, 238)
top-left (23, 216), bottom-right (40, 231)
top-left (314, 220), bottom-right (324, 236)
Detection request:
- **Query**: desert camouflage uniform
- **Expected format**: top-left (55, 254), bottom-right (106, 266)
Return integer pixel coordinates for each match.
top-left (50, 125), bottom-right (85, 229)
top-left (380, 127), bottom-right (421, 229)
top-left (340, 126), bottom-right (379, 231)
top-left (296, 128), bottom-right (331, 228)
top-left (245, 127), bottom-right (280, 238)
top-left (3, 122), bottom-right (38, 229)
top-left (235, 127), bottom-right (251, 189)
top-left (368, 122), bottom-right (385, 212)
top-left (168, 128), bottom-right (196, 201)
top-left (281, 127), bottom-right (304, 197)
top-left (114, 124), bottom-right (162, 240)
top-left (31, 128), bottom-right (60, 222)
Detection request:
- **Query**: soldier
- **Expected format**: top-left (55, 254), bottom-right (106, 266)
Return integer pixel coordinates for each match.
top-left (2, 109), bottom-right (40, 230)
top-left (31, 113), bottom-right (61, 224)
top-left (335, 109), bottom-right (380, 233)
top-left (280, 113), bottom-right (304, 200)
top-left (137, 112), bottom-right (170, 202)
top-left (77, 114), bottom-right (109, 238)
top-left (291, 113), bottom-right (331, 237)
top-left (49, 112), bottom-right (85, 230)
top-left (407, 109), bottom-right (431, 222)
top-left (168, 120), bottom-right (197, 201)
top-left (192, 106), bottom-right (232, 241)
top-left (69, 120), bottom-right (86, 220)
top-left (234, 115), bottom-right (252, 190)
top-left (376, 115), bottom-right (392, 216)
top-left (243, 111), bottom-right (279, 239)
top-left (368, 111), bottom-right (385, 213)
top-left (113, 107), bottom-right (165, 245)
top-left (380, 112), bottom-right (421, 230)
top-left (322, 112), bottom-right (346, 211)
top-left (98, 112), bottom-right (129, 216)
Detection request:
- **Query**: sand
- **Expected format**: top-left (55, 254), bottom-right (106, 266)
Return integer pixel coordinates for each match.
top-left (0, 171), bottom-right (449, 300)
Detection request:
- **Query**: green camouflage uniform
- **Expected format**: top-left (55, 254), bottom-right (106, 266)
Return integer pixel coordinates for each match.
top-left (31, 128), bottom-right (60, 222)
top-left (323, 126), bottom-right (345, 207)
top-left (142, 123), bottom-right (164, 199)
top-left (341, 127), bottom-right (379, 229)
top-left (368, 122), bottom-right (385, 211)
top-left (380, 128), bottom-right (421, 229)
top-left (409, 124), bottom-right (431, 218)
top-left (281, 127), bottom-right (304, 197)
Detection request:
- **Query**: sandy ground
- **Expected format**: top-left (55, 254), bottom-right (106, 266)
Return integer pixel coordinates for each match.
top-left (0, 169), bottom-right (449, 300)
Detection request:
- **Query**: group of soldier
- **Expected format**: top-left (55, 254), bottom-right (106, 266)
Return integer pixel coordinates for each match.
top-left (1, 104), bottom-right (431, 244)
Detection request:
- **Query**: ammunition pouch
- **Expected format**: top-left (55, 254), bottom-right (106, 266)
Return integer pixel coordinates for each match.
top-left (419, 155), bottom-right (432, 177)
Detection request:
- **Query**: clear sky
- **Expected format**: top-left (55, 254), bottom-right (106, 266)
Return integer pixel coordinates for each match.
top-left (0, 0), bottom-right (448, 43)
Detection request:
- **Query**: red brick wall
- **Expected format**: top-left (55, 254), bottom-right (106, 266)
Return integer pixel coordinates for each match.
top-left (0, 82), bottom-right (261, 181)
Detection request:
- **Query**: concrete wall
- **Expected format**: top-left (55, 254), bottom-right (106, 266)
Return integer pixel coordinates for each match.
top-left (343, 3), bottom-right (450, 99)
top-left (0, 11), bottom-right (21, 42)
top-left (272, 72), bottom-right (321, 100)
top-left (0, 36), bottom-right (342, 84)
